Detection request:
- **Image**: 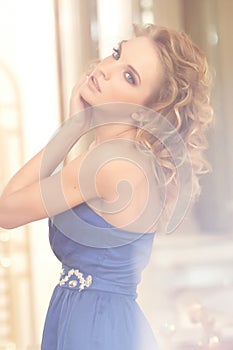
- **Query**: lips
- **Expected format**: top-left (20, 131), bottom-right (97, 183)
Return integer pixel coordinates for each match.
top-left (89, 75), bottom-right (101, 92)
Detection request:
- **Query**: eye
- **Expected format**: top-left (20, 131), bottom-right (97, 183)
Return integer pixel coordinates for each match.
top-left (112, 47), bottom-right (120, 60)
top-left (125, 72), bottom-right (136, 85)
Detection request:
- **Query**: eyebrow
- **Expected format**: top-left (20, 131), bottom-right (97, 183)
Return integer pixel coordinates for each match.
top-left (119, 40), bottom-right (141, 84)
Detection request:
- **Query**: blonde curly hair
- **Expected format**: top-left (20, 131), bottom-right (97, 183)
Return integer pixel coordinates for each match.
top-left (134, 24), bottom-right (214, 228)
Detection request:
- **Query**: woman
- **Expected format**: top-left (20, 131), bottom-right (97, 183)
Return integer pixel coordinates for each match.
top-left (0, 24), bottom-right (213, 349)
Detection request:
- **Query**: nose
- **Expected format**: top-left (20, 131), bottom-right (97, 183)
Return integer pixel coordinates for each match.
top-left (96, 58), bottom-right (114, 80)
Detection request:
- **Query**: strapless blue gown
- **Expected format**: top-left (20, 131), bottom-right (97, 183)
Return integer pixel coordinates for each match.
top-left (41, 202), bottom-right (158, 349)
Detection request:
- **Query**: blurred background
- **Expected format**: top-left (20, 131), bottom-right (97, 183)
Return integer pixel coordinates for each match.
top-left (0, 0), bottom-right (232, 349)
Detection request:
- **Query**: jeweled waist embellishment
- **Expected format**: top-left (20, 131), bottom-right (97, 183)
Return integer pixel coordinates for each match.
top-left (59, 268), bottom-right (92, 292)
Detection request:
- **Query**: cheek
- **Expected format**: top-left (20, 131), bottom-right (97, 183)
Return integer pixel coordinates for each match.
top-left (102, 82), bottom-right (126, 100)
top-left (109, 78), bottom-right (150, 104)
top-left (107, 85), bottom-right (145, 104)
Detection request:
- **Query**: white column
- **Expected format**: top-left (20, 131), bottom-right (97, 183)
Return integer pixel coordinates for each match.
top-left (97, 0), bottom-right (134, 58)
top-left (13, 0), bottom-right (61, 345)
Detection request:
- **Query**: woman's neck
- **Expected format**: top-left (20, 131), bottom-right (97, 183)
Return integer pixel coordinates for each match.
top-left (94, 124), bottom-right (137, 145)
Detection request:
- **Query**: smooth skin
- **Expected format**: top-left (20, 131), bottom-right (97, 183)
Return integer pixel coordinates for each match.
top-left (0, 36), bottom-right (163, 232)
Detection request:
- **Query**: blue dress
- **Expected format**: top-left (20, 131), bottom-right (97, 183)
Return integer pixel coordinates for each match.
top-left (41, 202), bottom-right (158, 349)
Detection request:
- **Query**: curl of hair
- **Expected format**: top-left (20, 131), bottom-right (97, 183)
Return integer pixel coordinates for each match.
top-left (134, 24), bottom-right (214, 226)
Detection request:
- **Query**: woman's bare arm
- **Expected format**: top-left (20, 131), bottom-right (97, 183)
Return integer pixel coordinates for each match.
top-left (0, 73), bottom-right (93, 229)
top-left (1, 73), bottom-right (90, 199)
top-left (0, 149), bottom-right (95, 229)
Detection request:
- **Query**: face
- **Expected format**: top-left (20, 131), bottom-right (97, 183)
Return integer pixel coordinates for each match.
top-left (79, 36), bottom-right (164, 107)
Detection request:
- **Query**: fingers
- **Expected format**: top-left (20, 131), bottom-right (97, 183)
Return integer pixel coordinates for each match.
top-left (69, 72), bottom-right (89, 116)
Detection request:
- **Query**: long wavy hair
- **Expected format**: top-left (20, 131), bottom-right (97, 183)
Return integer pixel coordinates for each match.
top-left (133, 24), bottom-right (214, 229)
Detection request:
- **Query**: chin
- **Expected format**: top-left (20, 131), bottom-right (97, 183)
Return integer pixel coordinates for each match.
top-left (80, 94), bottom-right (93, 107)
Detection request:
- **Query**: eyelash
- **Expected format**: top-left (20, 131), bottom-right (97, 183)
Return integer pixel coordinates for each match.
top-left (112, 47), bottom-right (120, 60)
top-left (112, 47), bottom-right (136, 85)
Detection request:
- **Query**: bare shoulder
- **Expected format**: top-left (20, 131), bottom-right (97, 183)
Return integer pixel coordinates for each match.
top-left (96, 157), bottom-right (146, 200)
top-left (80, 141), bottom-right (160, 233)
